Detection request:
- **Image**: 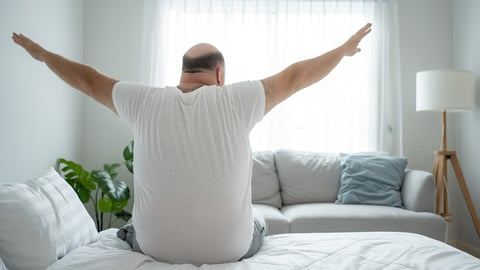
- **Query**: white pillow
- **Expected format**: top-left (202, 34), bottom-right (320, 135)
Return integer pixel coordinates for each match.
top-left (0, 167), bottom-right (98, 270)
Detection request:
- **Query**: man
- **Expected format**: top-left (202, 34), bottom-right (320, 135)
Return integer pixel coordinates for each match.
top-left (12, 22), bottom-right (371, 265)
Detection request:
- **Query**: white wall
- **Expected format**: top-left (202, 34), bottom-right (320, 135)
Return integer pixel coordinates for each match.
top-left (452, 0), bottom-right (480, 250)
top-left (81, 0), bottom-right (142, 174)
top-left (398, 0), bottom-right (454, 172)
top-left (0, 0), bottom-right (83, 183)
top-left (80, 0), bottom-right (143, 214)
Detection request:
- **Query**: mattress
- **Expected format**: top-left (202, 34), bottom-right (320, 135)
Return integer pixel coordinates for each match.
top-left (47, 229), bottom-right (480, 270)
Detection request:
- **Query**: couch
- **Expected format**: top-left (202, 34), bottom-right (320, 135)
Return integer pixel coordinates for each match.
top-left (250, 150), bottom-right (448, 242)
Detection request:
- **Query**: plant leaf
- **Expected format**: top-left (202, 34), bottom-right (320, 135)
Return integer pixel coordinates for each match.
top-left (98, 197), bottom-right (112, 212)
top-left (78, 188), bottom-right (91, 204)
top-left (123, 141), bottom-right (134, 174)
top-left (111, 201), bottom-right (128, 212)
top-left (103, 163), bottom-right (121, 180)
top-left (92, 170), bottom-right (131, 204)
top-left (57, 158), bottom-right (96, 204)
top-left (125, 160), bottom-right (134, 174)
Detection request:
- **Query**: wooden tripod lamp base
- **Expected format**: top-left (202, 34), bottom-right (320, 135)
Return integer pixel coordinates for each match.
top-left (416, 69), bottom-right (477, 237)
top-left (433, 150), bottom-right (480, 237)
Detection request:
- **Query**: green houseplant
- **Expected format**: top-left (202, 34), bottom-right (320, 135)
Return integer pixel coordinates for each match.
top-left (56, 141), bottom-right (134, 231)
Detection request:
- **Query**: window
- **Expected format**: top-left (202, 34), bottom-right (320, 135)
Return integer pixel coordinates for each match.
top-left (142, 0), bottom-right (402, 154)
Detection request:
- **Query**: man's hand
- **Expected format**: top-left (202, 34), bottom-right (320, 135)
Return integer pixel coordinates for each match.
top-left (12, 33), bottom-right (47, 62)
top-left (341, 23), bottom-right (372, 57)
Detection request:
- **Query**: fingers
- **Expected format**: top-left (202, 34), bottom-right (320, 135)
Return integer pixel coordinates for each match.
top-left (12, 32), bottom-right (28, 46)
top-left (356, 23), bottom-right (372, 39)
top-left (342, 23), bottom-right (371, 57)
top-left (360, 23), bottom-right (372, 32)
top-left (352, 23), bottom-right (372, 45)
top-left (12, 32), bottom-right (20, 43)
top-left (12, 33), bottom-right (35, 45)
top-left (12, 32), bottom-right (22, 41)
top-left (12, 32), bottom-right (46, 62)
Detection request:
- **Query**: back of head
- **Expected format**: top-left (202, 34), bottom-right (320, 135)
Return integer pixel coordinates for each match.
top-left (182, 43), bottom-right (225, 72)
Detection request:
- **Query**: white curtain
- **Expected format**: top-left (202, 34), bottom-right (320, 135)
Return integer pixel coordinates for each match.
top-left (141, 0), bottom-right (403, 155)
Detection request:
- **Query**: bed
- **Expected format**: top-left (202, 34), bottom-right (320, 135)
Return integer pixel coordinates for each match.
top-left (46, 229), bottom-right (480, 270)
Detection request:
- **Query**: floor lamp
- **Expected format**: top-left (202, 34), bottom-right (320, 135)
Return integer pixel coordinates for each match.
top-left (416, 69), bottom-right (480, 237)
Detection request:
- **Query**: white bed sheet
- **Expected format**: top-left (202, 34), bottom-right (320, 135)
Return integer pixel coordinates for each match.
top-left (47, 229), bottom-right (480, 270)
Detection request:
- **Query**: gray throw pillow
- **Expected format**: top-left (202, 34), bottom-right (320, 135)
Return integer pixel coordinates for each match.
top-left (275, 150), bottom-right (341, 205)
top-left (251, 151), bottom-right (282, 208)
top-left (336, 154), bottom-right (407, 208)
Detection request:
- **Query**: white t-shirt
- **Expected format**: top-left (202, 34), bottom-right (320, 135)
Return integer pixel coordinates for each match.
top-left (112, 81), bottom-right (265, 265)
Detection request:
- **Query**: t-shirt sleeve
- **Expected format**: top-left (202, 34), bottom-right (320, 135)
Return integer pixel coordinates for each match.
top-left (112, 81), bottom-right (150, 125)
top-left (228, 80), bottom-right (265, 131)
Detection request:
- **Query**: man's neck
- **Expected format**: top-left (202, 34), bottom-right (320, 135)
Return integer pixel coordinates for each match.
top-left (177, 83), bottom-right (206, 93)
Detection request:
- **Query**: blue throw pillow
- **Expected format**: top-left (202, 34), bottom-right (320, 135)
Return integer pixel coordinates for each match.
top-left (336, 154), bottom-right (407, 208)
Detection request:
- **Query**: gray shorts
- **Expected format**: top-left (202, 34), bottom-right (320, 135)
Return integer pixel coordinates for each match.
top-left (117, 209), bottom-right (267, 262)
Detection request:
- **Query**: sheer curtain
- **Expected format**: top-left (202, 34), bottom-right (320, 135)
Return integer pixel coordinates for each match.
top-left (140, 0), bottom-right (403, 155)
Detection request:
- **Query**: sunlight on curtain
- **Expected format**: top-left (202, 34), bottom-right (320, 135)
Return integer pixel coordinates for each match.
top-left (141, 0), bottom-right (402, 155)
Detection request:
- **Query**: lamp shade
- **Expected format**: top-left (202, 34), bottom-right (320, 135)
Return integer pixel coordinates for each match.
top-left (416, 69), bottom-right (475, 112)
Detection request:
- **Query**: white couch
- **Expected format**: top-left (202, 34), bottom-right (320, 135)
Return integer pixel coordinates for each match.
top-left (251, 150), bottom-right (448, 242)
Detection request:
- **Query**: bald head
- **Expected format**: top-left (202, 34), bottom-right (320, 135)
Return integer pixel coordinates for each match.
top-left (182, 43), bottom-right (225, 72)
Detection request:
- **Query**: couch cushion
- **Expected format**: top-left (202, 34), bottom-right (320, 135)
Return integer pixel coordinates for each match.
top-left (253, 204), bottom-right (290, 235)
top-left (0, 168), bottom-right (98, 270)
top-left (275, 150), bottom-right (341, 205)
top-left (336, 154), bottom-right (407, 208)
top-left (282, 203), bottom-right (447, 242)
top-left (252, 151), bottom-right (282, 208)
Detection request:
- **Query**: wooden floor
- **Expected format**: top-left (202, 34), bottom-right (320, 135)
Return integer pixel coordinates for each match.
top-left (449, 240), bottom-right (480, 258)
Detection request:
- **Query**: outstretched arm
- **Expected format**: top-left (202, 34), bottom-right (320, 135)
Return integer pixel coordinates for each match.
top-left (12, 33), bottom-right (118, 113)
top-left (261, 23), bottom-right (372, 114)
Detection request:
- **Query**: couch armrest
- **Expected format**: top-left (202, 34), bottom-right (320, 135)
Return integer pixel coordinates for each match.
top-left (402, 170), bottom-right (435, 212)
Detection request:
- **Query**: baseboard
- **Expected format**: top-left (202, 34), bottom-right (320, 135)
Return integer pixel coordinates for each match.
top-left (448, 240), bottom-right (480, 258)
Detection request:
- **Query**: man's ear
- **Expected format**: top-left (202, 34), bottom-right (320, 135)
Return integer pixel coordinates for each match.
top-left (216, 67), bottom-right (225, 86)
